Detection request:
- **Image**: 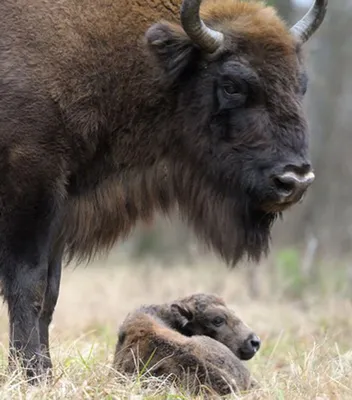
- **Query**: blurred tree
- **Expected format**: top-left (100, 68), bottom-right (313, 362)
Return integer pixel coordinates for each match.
top-left (273, 0), bottom-right (352, 263)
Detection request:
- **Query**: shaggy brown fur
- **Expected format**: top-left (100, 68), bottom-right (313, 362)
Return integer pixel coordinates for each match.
top-left (113, 293), bottom-right (259, 396)
top-left (1, 0), bottom-right (307, 266)
top-left (53, 0), bottom-right (297, 265)
top-left (0, 0), bottom-right (324, 380)
top-left (126, 293), bottom-right (261, 360)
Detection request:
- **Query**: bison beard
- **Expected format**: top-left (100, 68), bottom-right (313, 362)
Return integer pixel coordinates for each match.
top-left (60, 160), bottom-right (277, 266)
top-left (173, 164), bottom-right (278, 266)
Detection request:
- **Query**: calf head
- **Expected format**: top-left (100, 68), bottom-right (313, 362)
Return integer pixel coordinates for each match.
top-left (171, 293), bottom-right (260, 360)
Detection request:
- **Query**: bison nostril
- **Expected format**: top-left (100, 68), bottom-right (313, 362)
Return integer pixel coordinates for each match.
top-left (250, 336), bottom-right (261, 352)
top-left (273, 175), bottom-right (295, 196)
top-left (239, 334), bottom-right (261, 360)
top-left (273, 171), bottom-right (315, 200)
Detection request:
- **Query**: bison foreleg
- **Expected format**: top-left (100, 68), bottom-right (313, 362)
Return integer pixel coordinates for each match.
top-left (1, 196), bottom-right (62, 383)
top-left (39, 249), bottom-right (63, 373)
top-left (6, 262), bottom-right (48, 383)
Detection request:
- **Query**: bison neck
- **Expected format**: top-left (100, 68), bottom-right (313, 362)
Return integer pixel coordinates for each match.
top-left (58, 49), bottom-right (183, 264)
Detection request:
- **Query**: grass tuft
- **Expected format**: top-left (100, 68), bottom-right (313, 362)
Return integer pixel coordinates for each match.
top-left (0, 260), bottom-right (351, 399)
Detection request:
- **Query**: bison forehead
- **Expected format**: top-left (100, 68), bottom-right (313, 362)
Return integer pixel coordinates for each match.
top-left (200, 0), bottom-right (295, 48)
top-left (200, 1), bottom-right (302, 91)
top-left (183, 293), bottom-right (226, 311)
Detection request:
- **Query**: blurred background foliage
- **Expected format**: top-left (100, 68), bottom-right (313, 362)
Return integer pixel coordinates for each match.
top-left (93, 0), bottom-right (352, 300)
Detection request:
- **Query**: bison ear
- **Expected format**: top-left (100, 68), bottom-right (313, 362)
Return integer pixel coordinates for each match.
top-left (145, 22), bottom-right (197, 85)
top-left (171, 302), bottom-right (194, 328)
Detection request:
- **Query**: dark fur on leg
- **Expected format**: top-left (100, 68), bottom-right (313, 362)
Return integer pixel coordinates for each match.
top-left (0, 188), bottom-right (63, 383)
top-left (39, 247), bottom-right (63, 376)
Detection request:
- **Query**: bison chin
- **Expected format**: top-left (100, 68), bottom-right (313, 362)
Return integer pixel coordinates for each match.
top-left (171, 165), bottom-right (279, 267)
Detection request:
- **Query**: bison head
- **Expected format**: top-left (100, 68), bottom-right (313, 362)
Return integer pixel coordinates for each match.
top-left (170, 293), bottom-right (260, 360)
top-left (143, 0), bottom-right (327, 266)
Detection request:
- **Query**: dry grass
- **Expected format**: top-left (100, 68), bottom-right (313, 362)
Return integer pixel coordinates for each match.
top-left (0, 256), bottom-right (351, 399)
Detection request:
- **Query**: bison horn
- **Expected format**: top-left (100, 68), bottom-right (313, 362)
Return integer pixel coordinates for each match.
top-left (180, 0), bottom-right (224, 53)
top-left (290, 0), bottom-right (328, 43)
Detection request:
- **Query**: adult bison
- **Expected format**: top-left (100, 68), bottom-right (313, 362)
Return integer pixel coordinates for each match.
top-left (0, 0), bottom-right (327, 381)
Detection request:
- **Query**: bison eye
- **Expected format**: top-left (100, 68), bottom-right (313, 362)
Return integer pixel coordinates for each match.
top-left (219, 78), bottom-right (248, 109)
top-left (212, 316), bottom-right (225, 327)
top-left (223, 80), bottom-right (243, 95)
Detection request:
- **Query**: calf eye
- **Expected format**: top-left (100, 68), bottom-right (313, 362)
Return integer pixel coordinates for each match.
top-left (212, 316), bottom-right (225, 327)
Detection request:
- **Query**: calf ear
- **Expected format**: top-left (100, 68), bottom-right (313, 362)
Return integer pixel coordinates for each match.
top-left (118, 330), bottom-right (126, 345)
top-left (171, 302), bottom-right (194, 328)
top-left (145, 22), bottom-right (197, 86)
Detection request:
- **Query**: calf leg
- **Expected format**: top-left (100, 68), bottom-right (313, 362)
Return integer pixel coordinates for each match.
top-left (39, 249), bottom-right (63, 373)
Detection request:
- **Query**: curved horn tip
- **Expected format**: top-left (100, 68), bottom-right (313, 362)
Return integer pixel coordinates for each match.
top-left (290, 0), bottom-right (328, 43)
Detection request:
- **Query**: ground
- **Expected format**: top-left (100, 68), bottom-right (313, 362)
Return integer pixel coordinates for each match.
top-left (0, 255), bottom-right (351, 399)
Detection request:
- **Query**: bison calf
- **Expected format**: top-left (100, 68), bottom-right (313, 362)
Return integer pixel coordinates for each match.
top-left (113, 293), bottom-right (259, 395)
